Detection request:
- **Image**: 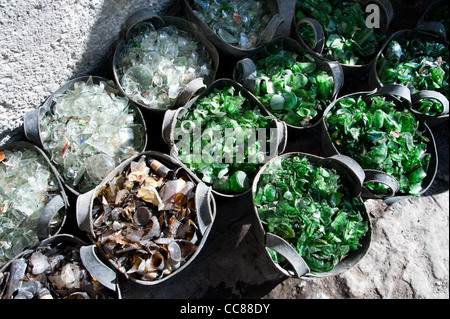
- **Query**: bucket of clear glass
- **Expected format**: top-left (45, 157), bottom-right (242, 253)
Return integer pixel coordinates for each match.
top-left (183, 0), bottom-right (284, 59)
top-left (23, 76), bottom-right (148, 196)
top-left (0, 141), bottom-right (68, 269)
top-left (112, 11), bottom-right (220, 114)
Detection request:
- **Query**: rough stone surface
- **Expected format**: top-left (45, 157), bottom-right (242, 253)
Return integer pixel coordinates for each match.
top-left (0, 0), bottom-right (448, 299)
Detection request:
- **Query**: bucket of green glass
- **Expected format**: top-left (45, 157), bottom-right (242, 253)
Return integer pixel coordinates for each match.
top-left (112, 11), bottom-right (219, 114)
top-left (0, 141), bottom-right (69, 270)
top-left (76, 151), bottom-right (216, 286)
top-left (252, 152), bottom-right (371, 277)
top-left (23, 76), bottom-right (147, 196)
top-left (162, 78), bottom-right (288, 198)
top-left (0, 234), bottom-right (119, 299)
top-left (322, 84), bottom-right (438, 204)
top-left (233, 37), bottom-right (344, 134)
top-left (370, 25), bottom-right (449, 125)
top-left (182, 0), bottom-right (283, 59)
top-left (291, 0), bottom-right (394, 79)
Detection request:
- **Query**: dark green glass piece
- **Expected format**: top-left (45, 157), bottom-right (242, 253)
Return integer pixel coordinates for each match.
top-left (229, 170), bottom-right (250, 193)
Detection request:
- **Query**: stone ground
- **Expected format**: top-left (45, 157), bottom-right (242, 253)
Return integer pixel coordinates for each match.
top-left (0, 0), bottom-right (448, 299)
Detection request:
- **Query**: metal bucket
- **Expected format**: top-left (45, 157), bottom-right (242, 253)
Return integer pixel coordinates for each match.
top-left (182, 0), bottom-right (284, 59)
top-left (112, 11), bottom-right (220, 113)
top-left (321, 84), bottom-right (439, 204)
top-left (417, 0), bottom-right (449, 46)
top-left (0, 234), bottom-right (119, 299)
top-left (76, 151), bottom-right (216, 286)
top-left (369, 26), bottom-right (449, 125)
top-left (23, 76), bottom-right (148, 196)
top-left (162, 78), bottom-right (288, 198)
top-left (0, 141), bottom-right (69, 266)
top-left (233, 37), bottom-right (344, 133)
top-left (290, 0), bottom-right (394, 79)
top-left (251, 152), bottom-right (372, 278)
